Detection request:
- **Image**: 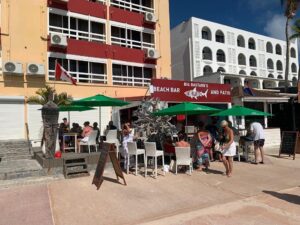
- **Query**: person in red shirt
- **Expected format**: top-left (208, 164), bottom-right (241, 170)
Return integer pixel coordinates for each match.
top-left (77, 121), bottom-right (93, 151)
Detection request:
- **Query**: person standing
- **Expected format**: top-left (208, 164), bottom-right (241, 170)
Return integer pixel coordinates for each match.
top-left (250, 121), bottom-right (265, 164)
top-left (93, 122), bottom-right (100, 144)
top-left (220, 120), bottom-right (236, 177)
top-left (121, 122), bottom-right (133, 170)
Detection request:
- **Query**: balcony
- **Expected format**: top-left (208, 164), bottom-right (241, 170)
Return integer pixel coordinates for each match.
top-left (48, 0), bottom-right (107, 19)
top-left (110, 0), bottom-right (154, 14)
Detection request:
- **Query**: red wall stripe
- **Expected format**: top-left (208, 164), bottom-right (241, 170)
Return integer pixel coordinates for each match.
top-left (109, 6), bottom-right (155, 30)
top-left (48, 0), bottom-right (106, 19)
top-left (48, 38), bottom-right (156, 65)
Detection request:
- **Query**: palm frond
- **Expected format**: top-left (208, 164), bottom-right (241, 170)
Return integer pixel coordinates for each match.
top-left (27, 85), bottom-right (73, 106)
top-left (27, 96), bottom-right (46, 105)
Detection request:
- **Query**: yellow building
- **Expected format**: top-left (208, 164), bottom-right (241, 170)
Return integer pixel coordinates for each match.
top-left (0, 0), bottom-right (171, 140)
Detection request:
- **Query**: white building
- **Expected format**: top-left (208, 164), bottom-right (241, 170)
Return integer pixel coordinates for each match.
top-left (171, 17), bottom-right (299, 89)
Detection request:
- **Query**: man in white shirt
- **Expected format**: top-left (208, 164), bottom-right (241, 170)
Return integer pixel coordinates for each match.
top-left (250, 122), bottom-right (265, 164)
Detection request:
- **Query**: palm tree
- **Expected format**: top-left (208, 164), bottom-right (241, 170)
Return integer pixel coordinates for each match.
top-left (290, 18), bottom-right (300, 82)
top-left (27, 85), bottom-right (73, 106)
top-left (281, 0), bottom-right (300, 92)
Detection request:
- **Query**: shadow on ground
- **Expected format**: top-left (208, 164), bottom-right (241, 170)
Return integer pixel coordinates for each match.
top-left (263, 190), bottom-right (300, 205)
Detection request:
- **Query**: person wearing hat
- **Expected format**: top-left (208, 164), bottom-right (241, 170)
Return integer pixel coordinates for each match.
top-left (220, 120), bottom-right (236, 177)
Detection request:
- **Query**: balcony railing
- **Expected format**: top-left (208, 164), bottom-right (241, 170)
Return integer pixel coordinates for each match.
top-left (49, 26), bottom-right (106, 43)
top-left (111, 36), bottom-right (154, 49)
top-left (49, 70), bottom-right (107, 84)
top-left (110, 0), bottom-right (154, 14)
top-left (112, 75), bottom-right (151, 86)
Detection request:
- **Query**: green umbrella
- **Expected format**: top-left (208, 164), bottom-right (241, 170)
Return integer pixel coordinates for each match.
top-left (211, 105), bottom-right (272, 117)
top-left (59, 105), bottom-right (95, 112)
top-left (72, 94), bottom-right (130, 133)
top-left (59, 105), bottom-right (95, 124)
top-left (72, 94), bottom-right (129, 107)
top-left (153, 102), bottom-right (220, 116)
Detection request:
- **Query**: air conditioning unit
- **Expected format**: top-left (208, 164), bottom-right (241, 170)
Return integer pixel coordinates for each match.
top-left (50, 33), bottom-right (67, 47)
top-left (3, 61), bottom-right (23, 74)
top-left (27, 63), bottom-right (45, 75)
top-left (146, 48), bottom-right (160, 59)
top-left (145, 12), bottom-right (157, 23)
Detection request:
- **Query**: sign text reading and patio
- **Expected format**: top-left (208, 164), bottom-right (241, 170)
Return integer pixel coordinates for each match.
top-left (150, 79), bottom-right (231, 103)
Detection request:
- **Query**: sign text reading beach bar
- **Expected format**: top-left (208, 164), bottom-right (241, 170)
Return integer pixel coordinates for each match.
top-left (150, 79), bottom-right (231, 103)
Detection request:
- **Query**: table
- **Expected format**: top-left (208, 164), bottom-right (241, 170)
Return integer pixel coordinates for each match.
top-left (63, 133), bottom-right (77, 153)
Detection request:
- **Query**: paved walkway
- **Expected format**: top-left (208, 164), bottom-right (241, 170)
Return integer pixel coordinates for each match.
top-left (0, 148), bottom-right (299, 225)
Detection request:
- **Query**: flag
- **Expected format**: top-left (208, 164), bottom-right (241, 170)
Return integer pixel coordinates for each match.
top-left (55, 62), bottom-right (77, 85)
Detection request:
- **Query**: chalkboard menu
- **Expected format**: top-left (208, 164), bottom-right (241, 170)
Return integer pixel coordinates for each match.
top-left (92, 143), bottom-right (126, 190)
top-left (279, 131), bottom-right (299, 160)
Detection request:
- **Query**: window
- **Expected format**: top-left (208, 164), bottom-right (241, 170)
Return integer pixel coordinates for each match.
top-left (48, 57), bottom-right (107, 84)
top-left (215, 30), bottom-right (225, 43)
top-left (239, 70), bottom-right (246, 75)
top-left (217, 67), bottom-right (225, 73)
top-left (267, 59), bottom-right (274, 70)
top-left (276, 60), bottom-right (283, 71)
top-left (110, 0), bottom-right (154, 14)
top-left (202, 47), bottom-right (212, 60)
top-left (249, 55), bottom-right (257, 67)
top-left (278, 75), bottom-right (283, 79)
top-left (275, 44), bottom-right (282, 55)
top-left (250, 71), bottom-right (257, 76)
top-left (112, 63), bottom-right (153, 86)
top-left (238, 53), bottom-right (246, 65)
top-left (248, 38), bottom-right (256, 50)
top-left (201, 26), bottom-right (212, 40)
top-left (268, 74), bottom-right (274, 78)
top-left (291, 63), bottom-right (297, 73)
top-left (203, 65), bottom-right (213, 75)
top-left (292, 77), bottom-right (298, 86)
top-left (237, 35), bottom-right (245, 47)
top-left (266, 42), bottom-right (273, 53)
top-left (216, 49), bottom-right (226, 62)
top-left (111, 26), bottom-right (154, 49)
top-left (291, 47), bottom-right (296, 58)
top-left (49, 13), bottom-right (105, 43)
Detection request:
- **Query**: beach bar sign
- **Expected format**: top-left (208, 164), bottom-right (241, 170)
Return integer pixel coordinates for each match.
top-left (150, 79), bottom-right (231, 103)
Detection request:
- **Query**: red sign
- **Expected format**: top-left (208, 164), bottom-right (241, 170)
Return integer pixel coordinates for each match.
top-left (150, 79), bottom-right (231, 103)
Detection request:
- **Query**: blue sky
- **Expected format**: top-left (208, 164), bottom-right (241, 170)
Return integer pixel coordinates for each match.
top-left (169, 0), bottom-right (292, 41)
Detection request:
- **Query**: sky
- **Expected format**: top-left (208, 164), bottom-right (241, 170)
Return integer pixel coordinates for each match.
top-left (169, 0), bottom-right (292, 41)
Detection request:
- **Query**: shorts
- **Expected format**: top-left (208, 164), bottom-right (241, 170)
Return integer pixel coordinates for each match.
top-left (254, 139), bottom-right (265, 147)
top-left (195, 153), bottom-right (209, 167)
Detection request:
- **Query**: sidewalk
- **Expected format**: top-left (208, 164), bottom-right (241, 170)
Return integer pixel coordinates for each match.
top-left (0, 147), bottom-right (299, 225)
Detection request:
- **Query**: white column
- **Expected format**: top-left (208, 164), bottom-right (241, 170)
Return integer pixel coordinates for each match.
top-left (275, 81), bottom-right (279, 88)
top-left (259, 79), bottom-right (264, 89)
top-left (263, 101), bottom-right (268, 128)
top-left (240, 77), bottom-right (245, 86)
top-left (220, 75), bottom-right (225, 84)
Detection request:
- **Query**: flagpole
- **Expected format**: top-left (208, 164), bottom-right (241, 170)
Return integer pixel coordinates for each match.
top-left (53, 60), bottom-right (57, 101)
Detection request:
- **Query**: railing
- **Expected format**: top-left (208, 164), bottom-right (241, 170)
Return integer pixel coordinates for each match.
top-left (49, 26), bottom-right (106, 43)
top-left (112, 75), bottom-right (151, 86)
top-left (110, 0), bottom-right (154, 14)
top-left (49, 70), bottom-right (107, 84)
top-left (91, 0), bottom-right (106, 3)
top-left (111, 36), bottom-right (154, 50)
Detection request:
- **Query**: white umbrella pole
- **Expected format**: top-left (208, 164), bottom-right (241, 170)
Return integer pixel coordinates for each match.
top-left (99, 107), bottom-right (101, 135)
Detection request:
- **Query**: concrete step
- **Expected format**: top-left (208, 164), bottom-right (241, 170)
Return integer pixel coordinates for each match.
top-left (0, 159), bottom-right (45, 180)
top-left (0, 139), bottom-right (32, 161)
top-left (2, 154), bottom-right (33, 161)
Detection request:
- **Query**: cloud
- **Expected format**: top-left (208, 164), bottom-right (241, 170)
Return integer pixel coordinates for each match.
top-left (240, 0), bottom-right (279, 11)
top-left (263, 14), bottom-right (287, 40)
